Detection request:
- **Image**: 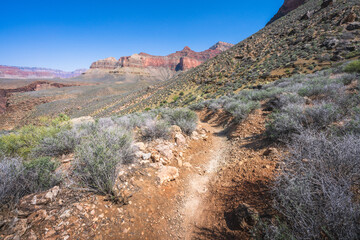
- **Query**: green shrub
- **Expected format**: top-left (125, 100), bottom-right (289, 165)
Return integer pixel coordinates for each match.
top-left (73, 126), bottom-right (134, 195)
top-left (344, 60), bottom-right (360, 73)
top-left (0, 114), bottom-right (70, 158)
top-left (23, 157), bottom-right (61, 190)
top-left (0, 124), bottom-right (67, 158)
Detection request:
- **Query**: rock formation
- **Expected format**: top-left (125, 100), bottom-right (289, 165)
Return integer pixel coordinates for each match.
top-left (267, 0), bottom-right (307, 25)
top-left (0, 65), bottom-right (86, 79)
top-left (87, 42), bottom-right (233, 77)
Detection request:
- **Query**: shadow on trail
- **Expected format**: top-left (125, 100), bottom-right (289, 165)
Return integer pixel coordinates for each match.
top-left (192, 226), bottom-right (241, 240)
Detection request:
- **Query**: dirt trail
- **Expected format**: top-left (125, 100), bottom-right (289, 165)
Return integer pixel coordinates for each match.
top-left (1, 109), bottom-right (279, 240)
top-left (188, 109), bottom-right (279, 239)
top-left (181, 121), bottom-right (230, 239)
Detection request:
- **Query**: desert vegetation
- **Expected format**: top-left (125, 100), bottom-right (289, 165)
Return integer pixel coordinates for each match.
top-left (0, 107), bottom-right (198, 206)
top-left (255, 62), bottom-right (360, 239)
top-left (190, 60), bottom-right (360, 239)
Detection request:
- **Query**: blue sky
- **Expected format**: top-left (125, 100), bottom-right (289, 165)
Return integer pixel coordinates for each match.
top-left (0, 0), bottom-right (283, 71)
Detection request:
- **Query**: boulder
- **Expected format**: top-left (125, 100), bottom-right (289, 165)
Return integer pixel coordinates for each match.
top-left (346, 22), bottom-right (360, 31)
top-left (155, 144), bottom-right (174, 160)
top-left (44, 186), bottom-right (60, 201)
top-left (191, 131), bottom-right (199, 140)
top-left (134, 142), bottom-right (146, 152)
top-left (135, 151), bottom-right (144, 158)
top-left (175, 133), bottom-right (186, 146)
top-left (151, 151), bottom-right (161, 162)
top-left (300, 10), bottom-right (314, 20)
top-left (263, 148), bottom-right (279, 157)
top-left (156, 166), bottom-right (179, 184)
top-left (341, 12), bottom-right (357, 24)
top-left (321, 0), bottom-right (334, 9)
top-left (322, 38), bottom-right (339, 50)
top-left (142, 153), bottom-right (152, 160)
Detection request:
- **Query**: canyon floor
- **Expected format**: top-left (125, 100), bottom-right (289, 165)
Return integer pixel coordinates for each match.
top-left (1, 109), bottom-right (280, 240)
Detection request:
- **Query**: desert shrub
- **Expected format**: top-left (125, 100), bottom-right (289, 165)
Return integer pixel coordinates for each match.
top-left (0, 114), bottom-right (70, 159)
top-left (0, 124), bottom-right (66, 159)
top-left (113, 113), bottom-right (152, 130)
top-left (73, 126), bottom-right (134, 195)
top-left (189, 101), bottom-right (206, 111)
top-left (297, 81), bottom-right (343, 98)
top-left (158, 108), bottom-right (198, 135)
top-left (141, 119), bottom-right (171, 140)
top-left (273, 131), bottom-right (360, 239)
top-left (344, 60), bottom-right (360, 73)
top-left (266, 104), bottom-right (305, 140)
top-left (23, 157), bottom-right (61, 191)
top-left (253, 219), bottom-right (295, 240)
top-left (277, 93), bottom-right (305, 108)
top-left (248, 88), bottom-right (283, 101)
top-left (208, 101), bottom-right (223, 111)
top-left (0, 156), bottom-right (60, 206)
top-left (341, 73), bottom-right (358, 85)
top-left (0, 157), bottom-right (25, 205)
top-left (304, 102), bottom-right (342, 129)
top-left (33, 123), bottom-right (93, 157)
top-left (224, 100), bottom-right (260, 122)
top-left (341, 109), bottom-right (360, 135)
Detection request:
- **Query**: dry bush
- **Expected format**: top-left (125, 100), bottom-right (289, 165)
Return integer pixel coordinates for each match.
top-left (73, 126), bottom-right (134, 195)
top-left (273, 131), bottom-right (360, 239)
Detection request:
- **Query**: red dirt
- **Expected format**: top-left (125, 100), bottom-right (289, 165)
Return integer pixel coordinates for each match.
top-left (0, 108), bottom-right (280, 239)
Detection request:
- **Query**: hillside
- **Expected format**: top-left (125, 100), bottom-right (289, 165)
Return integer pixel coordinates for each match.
top-left (1, 59), bottom-right (359, 239)
top-left (112, 0), bottom-right (359, 115)
top-left (1, 0), bottom-right (358, 126)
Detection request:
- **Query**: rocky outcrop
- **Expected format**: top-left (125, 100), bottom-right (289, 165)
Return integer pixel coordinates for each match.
top-left (89, 57), bottom-right (118, 69)
top-left (0, 65), bottom-right (86, 79)
top-left (267, 0), bottom-right (307, 25)
top-left (88, 42), bottom-right (233, 75)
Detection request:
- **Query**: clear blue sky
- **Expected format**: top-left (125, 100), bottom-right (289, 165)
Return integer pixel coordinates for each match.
top-left (0, 0), bottom-right (283, 71)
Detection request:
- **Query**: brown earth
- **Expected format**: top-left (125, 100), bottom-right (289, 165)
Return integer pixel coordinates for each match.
top-left (0, 81), bottom-right (85, 130)
top-left (0, 108), bottom-right (280, 239)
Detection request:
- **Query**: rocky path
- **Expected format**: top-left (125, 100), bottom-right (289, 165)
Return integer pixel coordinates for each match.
top-left (188, 109), bottom-right (280, 240)
top-left (180, 121), bottom-right (230, 240)
top-left (1, 109), bottom-right (279, 240)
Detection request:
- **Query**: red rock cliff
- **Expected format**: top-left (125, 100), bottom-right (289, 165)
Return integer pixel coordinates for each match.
top-left (89, 41), bottom-right (233, 72)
